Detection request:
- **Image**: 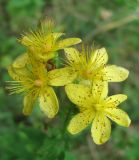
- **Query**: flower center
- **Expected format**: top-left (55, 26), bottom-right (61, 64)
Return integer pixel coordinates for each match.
top-left (34, 79), bottom-right (43, 87)
top-left (82, 70), bottom-right (93, 79)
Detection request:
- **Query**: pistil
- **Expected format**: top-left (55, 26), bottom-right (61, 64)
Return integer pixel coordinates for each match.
top-left (34, 79), bottom-right (43, 87)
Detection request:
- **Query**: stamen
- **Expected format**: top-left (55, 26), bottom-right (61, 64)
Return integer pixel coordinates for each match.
top-left (6, 81), bottom-right (24, 94)
top-left (82, 70), bottom-right (93, 79)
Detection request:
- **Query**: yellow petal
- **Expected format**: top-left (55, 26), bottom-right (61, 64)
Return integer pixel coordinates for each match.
top-left (12, 53), bottom-right (28, 68)
top-left (44, 32), bottom-right (64, 42)
top-left (79, 79), bottom-right (92, 86)
top-left (48, 67), bottom-right (77, 86)
top-left (64, 48), bottom-right (80, 64)
top-left (8, 65), bottom-right (20, 81)
top-left (102, 65), bottom-right (129, 82)
top-left (91, 113), bottom-right (111, 145)
top-left (27, 52), bottom-right (48, 76)
top-left (51, 33), bottom-right (65, 41)
top-left (34, 51), bottom-right (56, 62)
top-left (43, 33), bottom-right (60, 48)
top-left (56, 38), bottom-right (81, 49)
top-left (89, 48), bottom-right (108, 69)
top-left (23, 92), bottom-right (37, 116)
top-left (39, 87), bottom-right (59, 118)
top-left (105, 94), bottom-right (127, 107)
top-left (65, 84), bottom-right (93, 109)
top-left (8, 65), bottom-right (29, 81)
top-left (92, 81), bottom-right (108, 101)
top-left (68, 110), bottom-right (95, 134)
top-left (105, 108), bottom-right (131, 127)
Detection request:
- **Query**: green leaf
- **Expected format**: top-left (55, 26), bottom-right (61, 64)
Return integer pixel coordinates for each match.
top-left (64, 151), bottom-right (76, 160)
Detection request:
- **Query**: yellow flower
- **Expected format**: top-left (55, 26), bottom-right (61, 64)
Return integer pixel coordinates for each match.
top-left (65, 82), bottom-right (131, 145)
top-left (7, 53), bottom-right (75, 118)
top-left (64, 47), bottom-right (129, 83)
top-left (20, 21), bottom-right (81, 61)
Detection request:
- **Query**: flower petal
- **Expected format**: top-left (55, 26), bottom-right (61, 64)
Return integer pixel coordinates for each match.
top-left (52, 33), bottom-right (65, 41)
top-left (65, 84), bottom-right (93, 109)
top-left (68, 110), bottom-right (95, 134)
top-left (102, 65), bottom-right (129, 82)
top-left (105, 108), bottom-right (131, 127)
top-left (12, 53), bottom-right (28, 68)
top-left (56, 38), bottom-right (81, 49)
top-left (64, 47), bottom-right (80, 64)
top-left (89, 48), bottom-right (108, 70)
top-left (105, 94), bottom-right (127, 107)
top-left (92, 81), bottom-right (108, 101)
top-left (48, 67), bottom-right (77, 86)
top-left (8, 65), bottom-right (29, 81)
top-left (39, 87), bottom-right (59, 118)
top-left (44, 33), bottom-right (64, 48)
top-left (8, 65), bottom-right (20, 81)
top-left (91, 113), bottom-right (111, 145)
top-left (23, 92), bottom-right (37, 115)
top-left (27, 52), bottom-right (49, 77)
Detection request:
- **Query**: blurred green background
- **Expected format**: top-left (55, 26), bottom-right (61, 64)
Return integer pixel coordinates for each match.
top-left (0, 0), bottom-right (139, 159)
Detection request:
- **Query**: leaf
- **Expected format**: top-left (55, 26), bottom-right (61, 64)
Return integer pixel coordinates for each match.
top-left (64, 151), bottom-right (77, 160)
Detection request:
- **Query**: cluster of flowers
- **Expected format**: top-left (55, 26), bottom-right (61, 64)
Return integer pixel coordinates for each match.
top-left (8, 20), bottom-right (131, 145)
